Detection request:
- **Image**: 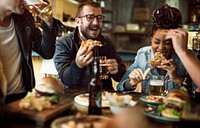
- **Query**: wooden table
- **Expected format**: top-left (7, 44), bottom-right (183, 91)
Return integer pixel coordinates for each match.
top-left (4, 87), bottom-right (200, 128)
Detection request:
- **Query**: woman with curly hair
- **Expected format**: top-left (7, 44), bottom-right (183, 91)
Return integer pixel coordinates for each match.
top-left (117, 5), bottom-right (196, 94)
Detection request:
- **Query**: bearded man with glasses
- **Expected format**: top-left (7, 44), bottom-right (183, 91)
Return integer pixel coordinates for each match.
top-left (53, 1), bottom-right (126, 91)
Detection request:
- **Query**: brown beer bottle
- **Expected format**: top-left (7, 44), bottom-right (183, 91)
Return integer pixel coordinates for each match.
top-left (181, 73), bottom-right (194, 100)
top-left (88, 60), bottom-right (103, 115)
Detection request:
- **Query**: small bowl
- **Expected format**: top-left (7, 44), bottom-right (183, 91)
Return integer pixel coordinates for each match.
top-left (105, 93), bottom-right (132, 115)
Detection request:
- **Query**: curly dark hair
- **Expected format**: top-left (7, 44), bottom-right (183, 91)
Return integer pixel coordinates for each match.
top-left (151, 5), bottom-right (182, 36)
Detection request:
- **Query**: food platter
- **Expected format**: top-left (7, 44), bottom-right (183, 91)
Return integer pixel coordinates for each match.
top-left (143, 106), bottom-right (180, 123)
top-left (140, 95), bottom-right (164, 105)
top-left (51, 115), bottom-right (111, 128)
top-left (5, 98), bottom-right (73, 125)
top-left (74, 93), bottom-right (110, 107)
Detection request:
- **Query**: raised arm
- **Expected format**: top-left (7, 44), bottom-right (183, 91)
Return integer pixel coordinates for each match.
top-left (166, 28), bottom-right (200, 87)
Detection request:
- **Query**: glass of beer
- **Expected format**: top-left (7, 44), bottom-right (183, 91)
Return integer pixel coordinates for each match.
top-left (24, 0), bottom-right (52, 19)
top-left (149, 75), bottom-right (165, 96)
top-left (95, 56), bottom-right (109, 79)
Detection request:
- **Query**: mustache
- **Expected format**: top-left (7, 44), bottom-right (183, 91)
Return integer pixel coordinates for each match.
top-left (89, 24), bottom-right (100, 29)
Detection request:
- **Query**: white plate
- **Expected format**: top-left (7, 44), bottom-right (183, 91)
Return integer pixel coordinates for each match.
top-left (74, 93), bottom-right (110, 107)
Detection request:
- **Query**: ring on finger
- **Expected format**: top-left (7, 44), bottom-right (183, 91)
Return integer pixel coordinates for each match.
top-left (111, 66), bottom-right (115, 71)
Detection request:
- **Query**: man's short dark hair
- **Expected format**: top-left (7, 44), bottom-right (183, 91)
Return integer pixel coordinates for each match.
top-left (76, 1), bottom-right (101, 17)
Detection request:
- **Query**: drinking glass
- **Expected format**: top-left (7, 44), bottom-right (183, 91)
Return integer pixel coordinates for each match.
top-left (24, 0), bottom-right (52, 19)
top-left (149, 75), bottom-right (165, 96)
top-left (95, 56), bottom-right (109, 79)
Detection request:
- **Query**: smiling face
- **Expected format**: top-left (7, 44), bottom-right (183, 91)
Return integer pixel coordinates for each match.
top-left (151, 29), bottom-right (174, 59)
top-left (75, 5), bottom-right (103, 40)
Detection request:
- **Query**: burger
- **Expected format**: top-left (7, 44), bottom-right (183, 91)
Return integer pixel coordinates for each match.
top-left (161, 88), bottom-right (190, 119)
top-left (34, 76), bottom-right (64, 103)
top-left (19, 77), bottom-right (64, 111)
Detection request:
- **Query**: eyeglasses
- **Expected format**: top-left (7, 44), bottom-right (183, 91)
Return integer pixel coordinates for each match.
top-left (78, 14), bottom-right (105, 22)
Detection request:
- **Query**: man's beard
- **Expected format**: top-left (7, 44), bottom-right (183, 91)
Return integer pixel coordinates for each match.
top-left (80, 24), bottom-right (101, 40)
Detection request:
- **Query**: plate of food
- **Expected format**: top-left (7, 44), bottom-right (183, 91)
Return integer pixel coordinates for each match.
top-left (143, 88), bottom-right (191, 123)
top-left (51, 114), bottom-right (111, 128)
top-left (143, 106), bottom-right (180, 123)
top-left (140, 95), bottom-right (164, 105)
top-left (5, 77), bottom-right (73, 124)
top-left (74, 92), bottom-right (110, 107)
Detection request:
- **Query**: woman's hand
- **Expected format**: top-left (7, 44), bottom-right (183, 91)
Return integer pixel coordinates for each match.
top-left (129, 68), bottom-right (144, 86)
top-left (158, 59), bottom-right (182, 85)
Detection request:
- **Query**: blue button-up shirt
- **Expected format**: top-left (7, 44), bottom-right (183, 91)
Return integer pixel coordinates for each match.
top-left (117, 46), bottom-right (188, 94)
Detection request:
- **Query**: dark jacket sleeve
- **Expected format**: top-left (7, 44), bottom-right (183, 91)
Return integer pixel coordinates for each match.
top-left (12, 10), bottom-right (59, 91)
top-left (22, 10), bottom-right (58, 59)
top-left (53, 34), bottom-right (85, 87)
